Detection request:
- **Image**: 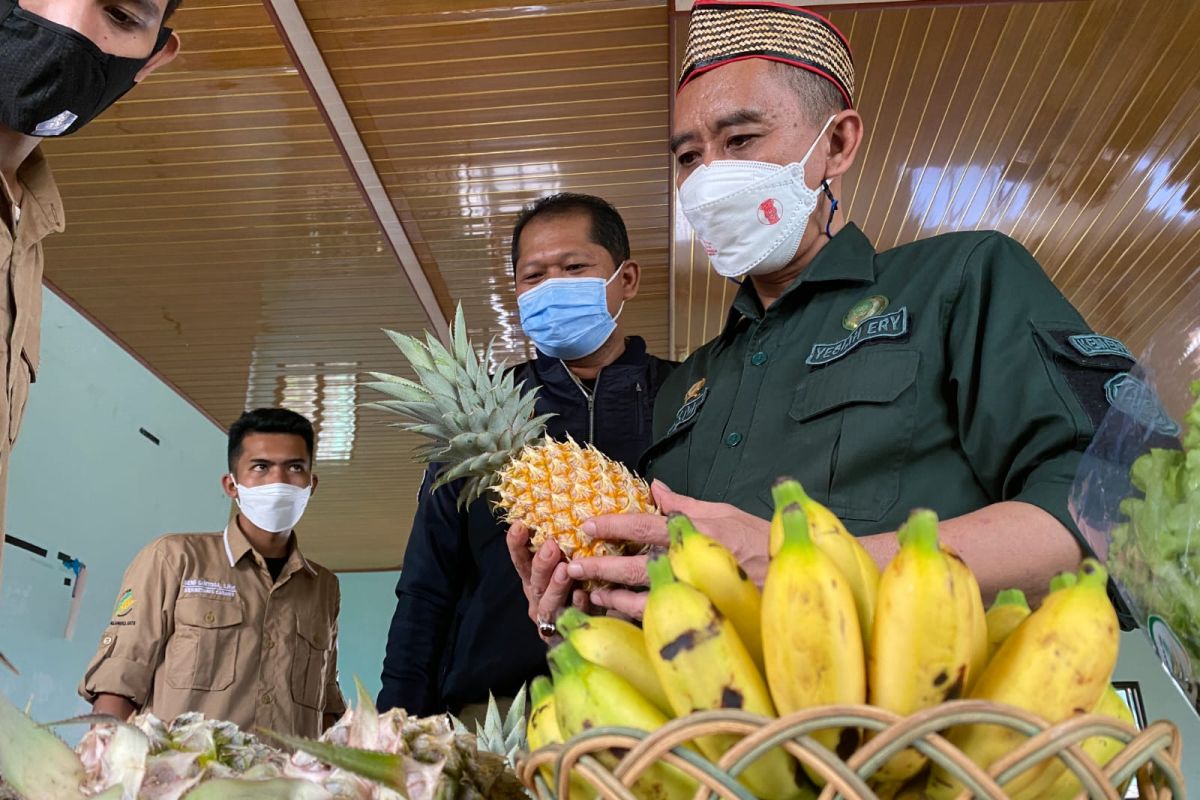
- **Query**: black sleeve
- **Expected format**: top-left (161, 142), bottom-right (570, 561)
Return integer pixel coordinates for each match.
top-left (377, 465), bottom-right (467, 715)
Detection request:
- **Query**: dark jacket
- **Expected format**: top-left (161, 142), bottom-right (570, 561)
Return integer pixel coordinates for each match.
top-left (377, 337), bottom-right (675, 715)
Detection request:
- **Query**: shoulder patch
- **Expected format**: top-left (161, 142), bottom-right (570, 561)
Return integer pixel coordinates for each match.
top-left (1068, 334), bottom-right (1134, 361)
top-left (114, 589), bottom-right (135, 617)
top-left (1105, 373), bottom-right (1180, 437)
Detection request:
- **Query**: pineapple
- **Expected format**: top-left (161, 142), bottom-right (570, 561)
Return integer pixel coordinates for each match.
top-left (367, 305), bottom-right (655, 560)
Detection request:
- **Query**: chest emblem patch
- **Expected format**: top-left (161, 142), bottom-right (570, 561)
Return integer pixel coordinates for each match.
top-left (668, 386), bottom-right (709, 436)
top-left (808, 307), bottom-right (909, 366)
top-left (114, 589), bottom-right (135, 617)
top-left (182, 579), bottom-right (238, 599)
top-left (843, 295), bottom-right (889, 331)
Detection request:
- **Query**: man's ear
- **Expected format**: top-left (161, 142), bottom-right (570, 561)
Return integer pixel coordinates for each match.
top-left (310, 474), bottom-right (319, 497)
top-left (824, 109), bottom-right (864, 181)
top-left (221, 472), bottom-right (238, 499)
top-left (619, 259), bottom-right (641, 300)
top-left (135, 31), bottom-right (181, 82)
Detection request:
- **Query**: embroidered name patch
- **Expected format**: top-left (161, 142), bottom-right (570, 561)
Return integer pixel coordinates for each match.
top-left (667, 387), bottom-right (708, 436)
top-left (807, 307), bottom-right (909, 366)
top-left (1105, 373), bottom-right (1180, 437)
top-left (182, 579), bottom-right (238, 599)
top-left (1068, 334), bottom-right (1134, 361)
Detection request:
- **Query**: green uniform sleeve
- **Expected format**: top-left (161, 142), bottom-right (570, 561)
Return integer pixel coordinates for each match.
top-left (946, 233), bottom-right (1125, 544)
top-left (78, 540), bottom-right (179, 706)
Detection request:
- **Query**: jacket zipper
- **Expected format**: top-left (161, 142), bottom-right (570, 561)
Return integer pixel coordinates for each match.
top-left (561, 362), bottom-right (601, 444)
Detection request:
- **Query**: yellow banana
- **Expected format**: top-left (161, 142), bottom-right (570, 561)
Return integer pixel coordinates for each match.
top-left (556, 607), bottom-right (672, 715)
top-left (943, 543), bottom-right (988, 693)
top-left (762, 503), bottom-right (865, 773)
top-left (527, 676), bottom-right (593, 799)
top-left (1039, 683), bottom-right (1136, 800)
top-left (867, 510), bottom-right (983, 785)
top-left (667, 514), bottom-right (764, 671)
top-left (984, 588), bottom-right (1030, 662)
top-left (643, 537), bottom-right (811, 800)
top-left (548, 640), bottom-right (697, 800)
top-left (926, 560), bottom-right (1120, 800)
top-left (771, 477), bottom-right (880, 644)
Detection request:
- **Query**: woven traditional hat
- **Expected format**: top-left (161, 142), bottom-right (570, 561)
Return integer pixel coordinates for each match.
top-left (679, 0), bottom-right (855, 108)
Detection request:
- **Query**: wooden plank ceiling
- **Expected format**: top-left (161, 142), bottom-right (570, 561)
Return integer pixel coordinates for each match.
top-left (671, 0), bottom-right (1200, 360)
top-left (40, 0), bottom-right (670, 571)
top-left (38, 0), bottom-right (1199, 570)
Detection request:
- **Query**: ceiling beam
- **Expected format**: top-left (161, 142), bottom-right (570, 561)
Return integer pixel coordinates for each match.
top-left (263, 0), bottom-right (451, 344)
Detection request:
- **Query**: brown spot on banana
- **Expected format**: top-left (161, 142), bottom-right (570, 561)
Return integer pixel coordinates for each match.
top-left (720, 687), bottom-right (745, 709)
top-left (659, 619), bottom-right (719, 660)
top-left (933, 670), bottom-right (949, 687)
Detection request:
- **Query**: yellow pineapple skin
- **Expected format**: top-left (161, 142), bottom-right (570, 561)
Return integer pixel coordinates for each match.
top-left (493, 436), bottom-right (655, 559)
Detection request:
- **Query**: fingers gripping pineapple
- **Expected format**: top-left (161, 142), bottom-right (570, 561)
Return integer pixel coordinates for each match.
top-left (368, 305), bottom-right (655, 561)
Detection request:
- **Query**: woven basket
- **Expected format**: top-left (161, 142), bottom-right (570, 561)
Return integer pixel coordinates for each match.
top-left (517, 700), bottom-right (1184, 800)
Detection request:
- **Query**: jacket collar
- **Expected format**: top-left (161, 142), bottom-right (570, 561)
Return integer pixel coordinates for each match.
top-left (5, 148), bottom-right (65, 237)
top-left (530, 335), bottom-right (649, 385)
top-left (725, 223), bottom-right (877, 331)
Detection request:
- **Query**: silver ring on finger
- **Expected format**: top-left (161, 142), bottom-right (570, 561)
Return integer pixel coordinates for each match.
top-left (537, 618), bottom-right (557, 638)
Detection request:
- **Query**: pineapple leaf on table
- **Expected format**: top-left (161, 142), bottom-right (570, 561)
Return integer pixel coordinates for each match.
top-left (181, 778), bottom-right (333, 800)
top-left (369, 303), bottom-right (656, 561)
top-left (0, 690), bottom-right (86, 800)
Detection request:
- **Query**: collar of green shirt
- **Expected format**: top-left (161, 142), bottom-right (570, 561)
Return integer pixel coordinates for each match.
top-left (723, 223), bottom-right (877, 332)
top-left (223, 520), bottom-right (318, 579)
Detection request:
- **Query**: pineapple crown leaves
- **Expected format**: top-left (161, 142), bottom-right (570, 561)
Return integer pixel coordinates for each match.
top-left (0, 690), bottom-right (86, 800)
top-left (367, 305), bottom-right (555, 508)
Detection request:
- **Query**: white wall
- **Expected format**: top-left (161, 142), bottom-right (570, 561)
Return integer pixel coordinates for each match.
top-left (334, 570), bottom-right (399, 705)
top-left (0, 289), bottom-right (229, 727)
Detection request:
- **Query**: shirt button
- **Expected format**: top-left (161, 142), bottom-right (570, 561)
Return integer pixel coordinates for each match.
top-left (262, 693), bottom-right (273, 705)
top-left (102, 635), bottom-right (113, 646)
top-left (204, 612), bottom-right (216, 624)
top-left (725, 432), bottom-right (742, 447)
top-left (264, 638), bottom-right (274, 649)
top-left (750, 351), bottom-right (768, 366)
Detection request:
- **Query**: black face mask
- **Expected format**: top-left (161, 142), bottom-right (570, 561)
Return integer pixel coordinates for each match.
top-left (0, 0), bottom-right (172, 137)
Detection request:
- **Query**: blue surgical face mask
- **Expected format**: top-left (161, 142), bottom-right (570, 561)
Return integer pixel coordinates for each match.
top-left (517, 264), bottom-right (626, 360)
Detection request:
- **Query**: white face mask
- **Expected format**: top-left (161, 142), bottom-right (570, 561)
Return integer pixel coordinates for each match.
top-left (232, 479), bottom-right (312, 534)
top-left (678, 115), bottom-right (836, 279)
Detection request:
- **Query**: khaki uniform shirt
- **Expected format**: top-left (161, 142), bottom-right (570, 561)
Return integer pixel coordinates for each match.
top-left (79, 523), bottom-right (347, 738)
top-left (0, 148), bottom-right (64, 586)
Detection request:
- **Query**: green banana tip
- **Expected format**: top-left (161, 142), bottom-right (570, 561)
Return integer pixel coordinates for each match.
top-left (901, 508), bottom-right (940, 551)
top-left (1048, 571), bottom-right (1078, 592)
top-left (779, 502), bottom-right (813, 549)
top-left (555, 606), bottom-right (587, 634)
top-left (666, 512), bottom-right (696, 543)
top-left (1078, 558), bottom-right (1109, 586)
top-left (992, 588), bottom-right (1029, 609)
top-left (646, 554), bottom-right (677, 589)
top-left (547, 639), bottom-right (586, 676)
top-left (530, 676), bottom-right (555, 704)
top-left (770, 477), bottom-right (807, 509)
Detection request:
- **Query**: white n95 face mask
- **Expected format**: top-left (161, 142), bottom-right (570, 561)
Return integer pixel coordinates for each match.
top-left (233, 480), bottom-right (312, 534)
top-left (679, 116), bottom-right (836, 279)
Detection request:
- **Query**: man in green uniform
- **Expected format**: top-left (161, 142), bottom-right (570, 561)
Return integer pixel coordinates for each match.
top-left (538, 0), bottom-right (1152, 617)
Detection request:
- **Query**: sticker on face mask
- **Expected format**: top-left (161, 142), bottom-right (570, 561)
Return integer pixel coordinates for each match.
top-left (757, 199), bottom-right (783, 226)
top-left (33, 110), bottom-right (78, 137)
top-left (667, 386), bottom-right (708, 436)
top-left (182, 579), bottom-right (238, 599)
top-left (1068, 334), bottom-right (1134, 361)
top-left (1104, 373), bottom-right (1180, 437)
top-left (807, 307), bottom-right (909, 366)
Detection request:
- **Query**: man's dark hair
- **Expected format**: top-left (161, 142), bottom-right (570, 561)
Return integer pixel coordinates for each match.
top-left (772, 63), bottom-right (849, 126)
top-left (227, 408), bottom-right (315, 471)
top-left (164, 0), bottom-right (183, 21)
top-left (510, 192), bottom-right (631, 271)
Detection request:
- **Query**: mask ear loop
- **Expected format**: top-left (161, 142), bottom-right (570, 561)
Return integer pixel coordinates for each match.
top-left (821, 180), bottom-right (839, 238)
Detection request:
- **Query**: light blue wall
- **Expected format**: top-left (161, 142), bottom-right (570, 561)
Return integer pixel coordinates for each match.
top-left (0, 289), bottom-right (229, 727)
top-left (333, 570), bottom-right (399, 705)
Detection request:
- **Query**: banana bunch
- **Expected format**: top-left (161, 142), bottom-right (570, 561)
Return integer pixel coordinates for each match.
top-left (525, 476), bottom-right (1129, 800)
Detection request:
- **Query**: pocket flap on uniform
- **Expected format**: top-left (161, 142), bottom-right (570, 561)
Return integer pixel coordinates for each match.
top-left (790, 350), bottom-right (920, 423)
top-left (295, 614), bottom-right (331, 650)
top-left (175, 597), bottom-right (243, 629)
